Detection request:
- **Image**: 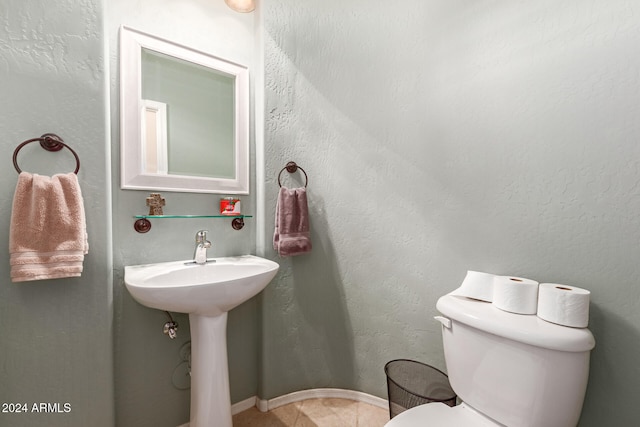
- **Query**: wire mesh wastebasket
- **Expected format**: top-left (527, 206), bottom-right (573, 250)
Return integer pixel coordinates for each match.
top-left (384, 359), bottom-right (457, 419)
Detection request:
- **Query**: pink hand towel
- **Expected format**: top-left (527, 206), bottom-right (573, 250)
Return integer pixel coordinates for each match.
top-left (9, 172), bottom-right (89, 282)
top-left (273, 187), bottom-right (312, 257)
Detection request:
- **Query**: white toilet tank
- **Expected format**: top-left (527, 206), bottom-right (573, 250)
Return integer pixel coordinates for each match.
top-left (436, 294), bottom-right (595, 427)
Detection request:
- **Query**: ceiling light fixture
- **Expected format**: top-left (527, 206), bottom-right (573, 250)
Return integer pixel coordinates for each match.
top-left (225, 0), bottom-right (255, 13)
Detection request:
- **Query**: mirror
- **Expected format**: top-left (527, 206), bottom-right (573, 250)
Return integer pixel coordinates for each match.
top-left (120, 26), bottom-right (249, 194)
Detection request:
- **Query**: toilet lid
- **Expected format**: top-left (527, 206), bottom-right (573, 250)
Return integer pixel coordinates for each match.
top-left (384, 403), bottom-right (500, 427)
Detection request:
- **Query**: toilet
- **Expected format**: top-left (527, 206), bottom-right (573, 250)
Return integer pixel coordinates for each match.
top-left (386, 293), bottom-right (595, 427)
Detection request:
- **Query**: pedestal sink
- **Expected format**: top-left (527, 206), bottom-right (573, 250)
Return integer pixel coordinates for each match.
top-left (124, 255), bottom-right (279, 427)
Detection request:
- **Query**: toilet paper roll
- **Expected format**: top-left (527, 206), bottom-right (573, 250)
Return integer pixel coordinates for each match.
top-left (449, 271), bottom-right (498, 302)
top-left (537, 283), bottom-right (590, 328)
top-left (492, 276), bottom-right (539, 314)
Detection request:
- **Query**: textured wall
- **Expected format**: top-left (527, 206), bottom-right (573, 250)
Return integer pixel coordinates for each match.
top-left (0, 1), bottom-right (114, 426)
top-left (106, 1), bottom-right (259, 426)
top-left (262, 1), bottom-right (640, 425)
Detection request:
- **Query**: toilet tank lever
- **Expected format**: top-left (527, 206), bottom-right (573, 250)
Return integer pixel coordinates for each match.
top-left (434, 316), bottom-right (451, 329)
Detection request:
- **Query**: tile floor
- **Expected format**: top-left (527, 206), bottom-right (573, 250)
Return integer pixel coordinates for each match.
top-left (232, 398), bottom-right (390, 427)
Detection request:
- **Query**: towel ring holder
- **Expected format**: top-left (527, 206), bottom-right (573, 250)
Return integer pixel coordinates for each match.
top-left (278, 161), bottom-right (308, 188)
top-left (13, 133), bottom-right (81, 174)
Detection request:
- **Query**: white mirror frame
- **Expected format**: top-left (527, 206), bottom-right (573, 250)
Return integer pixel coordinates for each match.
top-left (120, 26), bottom-right (250, 194)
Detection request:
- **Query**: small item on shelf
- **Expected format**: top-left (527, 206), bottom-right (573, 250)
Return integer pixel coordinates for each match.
top-left (146, 193), bottom-right (166, 215)
top-left (220, 197), bottom-right (241, 216)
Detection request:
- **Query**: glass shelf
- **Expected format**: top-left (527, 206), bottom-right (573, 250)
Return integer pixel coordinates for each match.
top-left (134, 214), bottom-right (253, 219)
top-left (133, 214), bottom-right (252, 233)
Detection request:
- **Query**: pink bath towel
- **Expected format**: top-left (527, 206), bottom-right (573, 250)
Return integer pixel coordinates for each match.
top-left (9, 172), bottom-right (89, 282)
top-left (273, 187), bottom-right (312, 257)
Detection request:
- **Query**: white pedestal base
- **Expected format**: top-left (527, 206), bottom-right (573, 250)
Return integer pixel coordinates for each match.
top-left (189, 313), bottom-right (232, 427)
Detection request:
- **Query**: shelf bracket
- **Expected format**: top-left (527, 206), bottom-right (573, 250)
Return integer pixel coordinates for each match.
top-left (231, 217), bottom-right (244, 230)
top-left (134, 218), bottom-right (153, 233)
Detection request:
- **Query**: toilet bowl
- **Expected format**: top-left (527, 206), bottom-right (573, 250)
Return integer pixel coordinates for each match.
top-left (385, 293), bottom-right (595, 427)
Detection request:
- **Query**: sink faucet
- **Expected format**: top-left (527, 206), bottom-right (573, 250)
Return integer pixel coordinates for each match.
top-left (193, 230), bottom-right (212, 265)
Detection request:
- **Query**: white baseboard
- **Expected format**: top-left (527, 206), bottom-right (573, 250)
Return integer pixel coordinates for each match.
top-left (177, 388), bottom-right (388, 426)
top-left (176, 396), bottom-right (258, 427)
top-left (232, 395), bottom-right (259, 415)
top-left (256, 388), bottom-right (388, 413)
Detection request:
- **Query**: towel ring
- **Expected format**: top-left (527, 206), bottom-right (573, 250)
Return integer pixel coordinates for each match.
top-left (13, 133), bottom-right (81, 174)
top-left (277, 161), bottom-right (308, 188)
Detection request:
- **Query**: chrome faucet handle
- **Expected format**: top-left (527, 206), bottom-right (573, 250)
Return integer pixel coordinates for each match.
top-left (195, 230), bottom-right (208, 244)
top-left (193, 230), bottom-right (212, 265)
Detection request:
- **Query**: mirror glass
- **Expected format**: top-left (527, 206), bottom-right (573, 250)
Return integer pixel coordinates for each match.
top-left (120, 26), bottom-right (249, 194)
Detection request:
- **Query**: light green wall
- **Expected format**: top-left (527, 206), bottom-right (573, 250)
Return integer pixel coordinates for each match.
top-left (4, 1), bottom-right (639, 426)
top-left (262, 1), bottom-right (640, 425)
top-left (1, 2), bottom-right (258, 427)
top-left (0, 1), bottom-right (114, 426)
top-left (107, 1), bottom-right (258, 426)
